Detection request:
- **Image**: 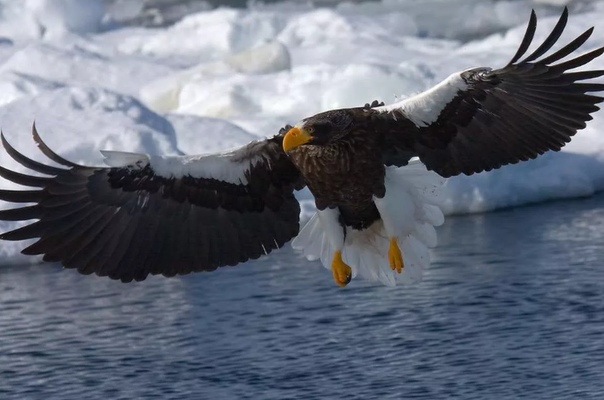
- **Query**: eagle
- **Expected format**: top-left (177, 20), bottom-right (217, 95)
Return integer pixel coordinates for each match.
top-left (0, 8), bottom-right (603, 287)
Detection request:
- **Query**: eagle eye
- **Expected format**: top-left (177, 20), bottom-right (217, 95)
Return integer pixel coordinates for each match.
top-left (309, 122), bottom-right (332, 136)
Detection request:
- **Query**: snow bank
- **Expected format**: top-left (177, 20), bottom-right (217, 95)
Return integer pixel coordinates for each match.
top-left (0, 0), bottom-right (603, 263)
top-left (141, 40), bottom-right (291, 115)
top-left (0, 0), bottom-right (104, 42)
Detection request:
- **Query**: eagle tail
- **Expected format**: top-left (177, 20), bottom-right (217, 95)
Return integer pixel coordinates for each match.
top-left (293, 161), bottom-right (446, 286)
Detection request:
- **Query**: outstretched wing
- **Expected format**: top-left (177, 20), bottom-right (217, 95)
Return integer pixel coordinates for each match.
top-left (375, 7), bottom-right (604, 177)
top-left (0, 125), bottom-right (303, 282)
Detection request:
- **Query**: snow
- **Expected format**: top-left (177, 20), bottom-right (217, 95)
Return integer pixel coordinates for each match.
top-left (0, 0), bottom-right (603, 263)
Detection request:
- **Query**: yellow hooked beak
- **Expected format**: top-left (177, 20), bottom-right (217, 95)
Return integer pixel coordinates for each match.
top-left (282, 127), bottom-right (313, 152)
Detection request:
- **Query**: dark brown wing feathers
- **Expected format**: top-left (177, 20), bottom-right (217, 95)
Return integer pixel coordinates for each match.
top-left (0, 126), bottom-right (302, 282)
top-left (379, 7), bottom-right (604, 177)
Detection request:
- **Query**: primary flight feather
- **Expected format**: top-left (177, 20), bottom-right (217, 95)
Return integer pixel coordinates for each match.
top-left (1, 8), bottom-right (602, 286)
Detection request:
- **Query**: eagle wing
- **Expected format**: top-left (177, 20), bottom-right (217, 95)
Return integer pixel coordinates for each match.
top-left (375, 7), bottom-right (604, 177)
top-left (0, 125), bottom-right (303, 282)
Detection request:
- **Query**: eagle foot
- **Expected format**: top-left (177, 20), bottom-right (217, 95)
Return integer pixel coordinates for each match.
top-left (388, 237), bottom-right (404, 273)
top-left (278, 124), bottom-right (293, 135)
top-left (362, 100), bottom-right (385, 110)
top-left (331, 250), bottom-right (352, 287)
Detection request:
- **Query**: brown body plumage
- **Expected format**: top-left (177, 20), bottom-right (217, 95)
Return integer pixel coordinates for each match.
top-left (287, 108), bottom-right (387, 229)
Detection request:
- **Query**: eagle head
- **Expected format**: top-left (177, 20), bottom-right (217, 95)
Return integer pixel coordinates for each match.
top-left (282, 109), bottom-right (353, 152)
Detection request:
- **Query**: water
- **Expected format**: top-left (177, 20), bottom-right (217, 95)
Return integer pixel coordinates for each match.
top-left (2, 195), bottom-right (604, 399)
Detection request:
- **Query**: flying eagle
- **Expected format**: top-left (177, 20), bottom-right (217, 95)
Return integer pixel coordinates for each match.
top-left (0, 8), bottom-right (603, 287)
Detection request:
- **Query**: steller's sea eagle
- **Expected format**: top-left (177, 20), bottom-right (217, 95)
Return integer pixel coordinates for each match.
top-left (0, 8), bottom-right (603, 286)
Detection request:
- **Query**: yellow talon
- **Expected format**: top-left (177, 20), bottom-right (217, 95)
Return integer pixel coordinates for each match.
top-left (388, 237), bottom-right (404, 273)
top-left (331, 250), bottom-right (352, 287)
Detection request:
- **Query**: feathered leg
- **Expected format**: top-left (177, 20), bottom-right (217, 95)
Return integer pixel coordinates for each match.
top-left (373, 170), bottom-right (418, 274)
top-left (317, 207), bottom-right (351, 286)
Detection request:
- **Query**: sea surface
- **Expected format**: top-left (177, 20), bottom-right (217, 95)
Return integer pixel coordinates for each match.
top-left (2, 195), bottom-right (604, 400)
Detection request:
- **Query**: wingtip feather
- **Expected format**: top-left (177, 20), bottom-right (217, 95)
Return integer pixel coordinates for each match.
top-left (1, 130), bottom-right (66, 176)
top-left (507, 9), bottom-right (538, 66)
top-left (520, 6), bottom-right (568, 64)
top-left (31, 123), bottom-right (79, 168)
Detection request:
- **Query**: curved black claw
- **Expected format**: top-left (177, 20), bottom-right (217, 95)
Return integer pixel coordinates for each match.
top-left (279, 124), bottom-right (293, 135)
top-left (363, 100), bottom-right (385, 110)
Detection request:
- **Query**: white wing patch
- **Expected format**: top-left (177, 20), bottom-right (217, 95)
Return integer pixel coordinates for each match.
top-left (101, 150), bottom-right (149, 168)
top-left (375, 71), bottom-right (468, 127)
top-left (293, 161), bottom-right (446, 287)
top-left (101, 143), bottom-right (267, 185)
top-left (149, 152), bottom-right (263, 184)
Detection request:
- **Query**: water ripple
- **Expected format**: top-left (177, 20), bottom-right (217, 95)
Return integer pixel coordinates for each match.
top-left (2, 196), bottom-right (604, 399)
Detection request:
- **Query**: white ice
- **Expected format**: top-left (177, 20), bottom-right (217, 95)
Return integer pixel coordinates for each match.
top-left (0, 0), bottom-right (603, 263)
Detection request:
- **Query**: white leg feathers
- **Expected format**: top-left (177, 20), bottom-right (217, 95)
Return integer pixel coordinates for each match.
top-left (293, 161), bottom-right (446, 287)
top-left (293, 207), bottom-right (353, 286)
top-left (316, 207), bottom-right (345, 251)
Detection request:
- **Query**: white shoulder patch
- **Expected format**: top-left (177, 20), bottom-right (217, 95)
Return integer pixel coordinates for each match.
top-left (148, 148), bottom-right (264, 185)
top-left (102, 140), bottom-right (269, 185)
top-left (375, 71), bottom-right (468, 127)
top-left (101, 151), bottom-right (149, 168)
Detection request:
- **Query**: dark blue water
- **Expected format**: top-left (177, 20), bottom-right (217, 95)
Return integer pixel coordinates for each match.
top-left (2, 195), bottom-right (604, 399)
